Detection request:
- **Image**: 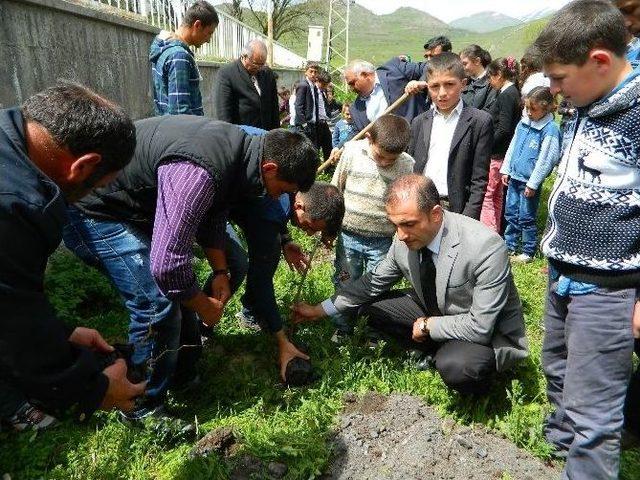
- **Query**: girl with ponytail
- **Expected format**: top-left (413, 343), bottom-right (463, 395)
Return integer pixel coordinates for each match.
top-left (480, 57), bottom-right (522, 232)
top-left (460, 44), bottom-right (496, 110)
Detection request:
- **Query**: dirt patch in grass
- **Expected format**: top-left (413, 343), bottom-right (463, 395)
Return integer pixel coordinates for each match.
top-left (191, 426), bottom-right (237, 459)
top-left (324, 393), bottom-right (559, 480)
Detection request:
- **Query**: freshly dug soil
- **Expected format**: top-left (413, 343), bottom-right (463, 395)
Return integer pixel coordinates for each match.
top-left (323, 393), bottom-right (559, 480)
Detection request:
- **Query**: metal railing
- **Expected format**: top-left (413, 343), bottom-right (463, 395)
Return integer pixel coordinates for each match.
top-left (84, 0), bottom-right (307, 68)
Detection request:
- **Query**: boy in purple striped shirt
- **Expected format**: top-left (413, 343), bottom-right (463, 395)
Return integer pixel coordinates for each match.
top-left (64, 117), bottom-right (319, 421)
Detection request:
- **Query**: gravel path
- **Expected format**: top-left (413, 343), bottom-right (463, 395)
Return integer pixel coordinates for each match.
top-left (322, 392), bottom-right (559, 480)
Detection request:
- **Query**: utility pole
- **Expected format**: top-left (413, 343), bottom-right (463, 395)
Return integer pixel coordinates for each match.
top-left (325, 0), bottom-right (352, 92)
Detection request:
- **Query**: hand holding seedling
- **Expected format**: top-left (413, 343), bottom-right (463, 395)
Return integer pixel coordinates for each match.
top-left (283, 241), bottom-right (310, 273)
top-left (291, 302), bottom-right (325, 324)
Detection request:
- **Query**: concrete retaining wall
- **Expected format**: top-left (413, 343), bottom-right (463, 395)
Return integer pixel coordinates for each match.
top-left (0, 0), bottom-right (303, 119)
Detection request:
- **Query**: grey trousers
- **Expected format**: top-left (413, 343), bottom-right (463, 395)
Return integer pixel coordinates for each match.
top-left (543, 279), bottom-right (636, 480)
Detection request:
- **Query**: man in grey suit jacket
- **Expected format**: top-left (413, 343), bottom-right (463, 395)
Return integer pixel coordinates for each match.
top-left (293, 175), bottom-right (527, 394)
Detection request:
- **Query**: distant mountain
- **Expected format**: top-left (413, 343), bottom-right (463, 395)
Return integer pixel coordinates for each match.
top-left (378, 7), bottom-right (449, 31)
top-left (271, 2), bottom-right (452, 64)
top-left (215, 1), bottom-right (549, 69)
top-left (449, 11), bottom-right (522, 33)
top-left (519, 7), bottom-right (557, 23)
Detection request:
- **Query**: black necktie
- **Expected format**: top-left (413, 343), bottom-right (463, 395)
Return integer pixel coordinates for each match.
top-left (420, 248), bottom-right (440, 316)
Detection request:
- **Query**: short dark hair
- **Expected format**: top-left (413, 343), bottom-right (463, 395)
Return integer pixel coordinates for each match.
top-left (263, 129), bottom-right (319, 191)
top-left (21, 81), bottom-right (136, 178)
top-left (183, 0), bottom-right (219, 27)
top-left (487, 57), bottom-right (519, 83)
top-left (368, 114), bottom-right (410, 154)
top-left (426, 51), bottom-right (467, 80)
top-left (526, 86), bottom-right (557, 113)
top-left (533, 0), bottom-right (627, 65)
top-left (460, 44), bottom-right (492, 68)
top-left (317, 69), bottom-right (332, 85)
top-left (300, 182), bottom-right (345, 238)
top-left (423, 36), bottom-right (452, 52)
top-left (384, 174), bottom-right (440, 214)
top-left (520, 46), bottom-right (543, 72)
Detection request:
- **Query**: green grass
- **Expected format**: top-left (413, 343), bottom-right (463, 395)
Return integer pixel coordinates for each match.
top-left (1, 176), bottom-right (639, 479)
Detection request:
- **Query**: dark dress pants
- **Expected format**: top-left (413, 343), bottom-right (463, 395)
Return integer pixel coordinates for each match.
top-left (360, 289), bottom-right (496, 395)
top-left (303, 122), bottom-right (332, 161)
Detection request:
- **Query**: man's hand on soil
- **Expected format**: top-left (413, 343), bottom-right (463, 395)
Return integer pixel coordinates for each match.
top-left (276, 331), bottom-right (310, 382)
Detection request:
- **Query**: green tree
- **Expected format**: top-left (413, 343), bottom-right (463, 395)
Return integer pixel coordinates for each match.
top-left (247, 0), bottom-right (321, 41)
top-left (227, 0), bottom-right (244, 22)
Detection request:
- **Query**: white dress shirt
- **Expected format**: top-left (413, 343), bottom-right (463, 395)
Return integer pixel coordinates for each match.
top-left (251, 75), bottom-right (261, 96)
top-left (289, 94), bottom-right (297, 126)
top-left (365, 73), bottom-right (389, 122)
top-left (500, 81), bottom-right (514, 94)
top-left (423, 100), bottom-right (464, 197)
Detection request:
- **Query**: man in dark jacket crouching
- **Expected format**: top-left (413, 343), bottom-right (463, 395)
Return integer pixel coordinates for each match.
top-left (0, 82), bottom-right (144, 431)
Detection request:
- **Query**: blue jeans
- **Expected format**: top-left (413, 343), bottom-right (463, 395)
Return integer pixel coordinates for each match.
top-left (543, 278), bottom-right (636, 479)
top-left (332, 231), bottom-right (393, 332)
top-left (504, 179), bottom-right (541, 256)
top-left (63, 207), bottom-right (201, 404)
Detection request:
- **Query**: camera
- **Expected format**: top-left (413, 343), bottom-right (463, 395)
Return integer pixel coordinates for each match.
top-left (97, 343), bottom-right (147, 384)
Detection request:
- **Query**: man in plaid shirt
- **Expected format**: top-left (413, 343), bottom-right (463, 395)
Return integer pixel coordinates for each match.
top-left (149, 1), bottom-right (218, 116)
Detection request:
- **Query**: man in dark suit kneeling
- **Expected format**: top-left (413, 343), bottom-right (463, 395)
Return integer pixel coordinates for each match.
top-left (293, 175), bottom-right (528, 395)
top-left (214, 39), bottom-right (280, 130)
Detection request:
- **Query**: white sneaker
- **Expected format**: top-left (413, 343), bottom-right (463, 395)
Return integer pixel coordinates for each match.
top-left (6, 402), bottom-right (58, 432)
top-left (514, 253), bottom-right (534, 263)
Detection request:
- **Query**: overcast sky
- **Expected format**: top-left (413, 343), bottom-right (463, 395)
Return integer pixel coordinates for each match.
top-left (354, 0), bottom-right (571, 22)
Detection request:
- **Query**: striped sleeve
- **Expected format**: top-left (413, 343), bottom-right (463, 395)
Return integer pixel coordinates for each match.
top-left (150, 162), bottom-right (215, 300)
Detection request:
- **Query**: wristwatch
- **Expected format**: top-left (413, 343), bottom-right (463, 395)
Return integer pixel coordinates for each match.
top-left (420, 318), bottom-right (429, 335)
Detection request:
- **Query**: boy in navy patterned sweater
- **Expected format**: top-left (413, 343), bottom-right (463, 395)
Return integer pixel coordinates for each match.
top-left (533, 1), bottom-right (640, 478)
